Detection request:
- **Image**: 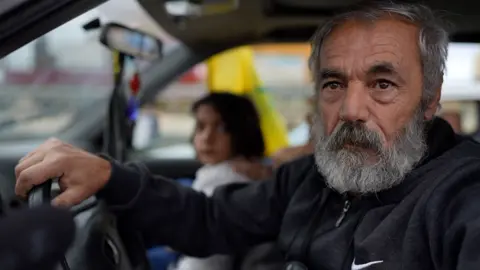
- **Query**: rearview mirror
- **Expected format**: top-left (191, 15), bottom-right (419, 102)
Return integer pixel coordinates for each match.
top-left (100, 23), bottom-right (163, 60)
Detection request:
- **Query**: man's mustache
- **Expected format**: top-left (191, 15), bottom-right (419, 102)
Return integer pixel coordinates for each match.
top-left (326, 121), bottom-right (383, 153)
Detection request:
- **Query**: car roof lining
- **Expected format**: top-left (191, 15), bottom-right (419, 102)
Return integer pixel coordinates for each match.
top-left (138, 0), bottom-right (480, 46)
top-left (0, 0), bottom-right (30, 15)
top-left (1, 0), bottom-right (480, 59)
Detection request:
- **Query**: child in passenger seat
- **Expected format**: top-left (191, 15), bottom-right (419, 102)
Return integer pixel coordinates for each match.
top-left (173, 92), bottom-right (266, 270)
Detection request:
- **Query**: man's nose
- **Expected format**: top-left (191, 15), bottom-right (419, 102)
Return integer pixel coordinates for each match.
top-left (340, 82), bottom-right (369, 122)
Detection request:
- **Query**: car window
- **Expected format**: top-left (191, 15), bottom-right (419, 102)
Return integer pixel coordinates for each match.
top-left (132, 43), bottom-right (313, 159)
top-left (0, 0), bottom-right (178, 141)
top-left (133, 42), bottom-right (480, 159)
top-left (439, 43), bottom-right (480, 136)
top-left (0, 8), bottom-right (113, 140)
top-left (439, 101), bottom-right (479, 134)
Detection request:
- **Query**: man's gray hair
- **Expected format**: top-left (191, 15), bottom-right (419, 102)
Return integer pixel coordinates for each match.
top-left (309, 1), bottom-right (450, 108)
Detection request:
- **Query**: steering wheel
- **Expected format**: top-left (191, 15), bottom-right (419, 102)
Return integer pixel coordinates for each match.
top-left (27, 179), bottom-right (147, 270)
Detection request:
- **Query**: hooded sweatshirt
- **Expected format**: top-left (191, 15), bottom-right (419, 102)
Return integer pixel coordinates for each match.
top-left (175, 162), bottom-right (249, 270)
top-left (98, 117), bottom-right (480, 270)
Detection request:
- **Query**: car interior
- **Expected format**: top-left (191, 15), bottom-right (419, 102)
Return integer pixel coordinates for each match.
top-left (1, 0), bottom-right (480, 269)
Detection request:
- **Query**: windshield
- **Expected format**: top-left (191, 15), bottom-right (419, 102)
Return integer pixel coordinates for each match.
top-left (0, 10), bottom-right (112, 140)
top-left (0, 0), bottom-right (178, 141)
top-left (131, 42), bottom-right (480, 160)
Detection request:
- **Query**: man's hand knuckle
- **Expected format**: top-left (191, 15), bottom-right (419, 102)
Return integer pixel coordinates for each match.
top-left (48, 137), bottom-right (60, 143)
top-left (17, 170), bottom-right (32, 184)
top-left (50, 150), bottom-right (69, 163)
top-left (14, 164), bottom-right (23, 176)
top-left (52, 152), bottom-right (65, 161)
top-left (61, 198), bottom-right (73, 205)
top-left (47, 138), bottom-right (65, 148)
top-left (51, 142), bottom-right (64, 151)
top-left (62, 194), bottom-right (80, 206)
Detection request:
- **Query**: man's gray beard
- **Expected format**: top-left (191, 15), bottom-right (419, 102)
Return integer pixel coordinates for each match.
top-left (313, 109), bottom-right (428, 194)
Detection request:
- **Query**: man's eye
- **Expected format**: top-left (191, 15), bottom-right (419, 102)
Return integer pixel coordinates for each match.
top-left (322, 81), bottom-right (342, 90)
top-left (373, 80), bottom-right (396, 90)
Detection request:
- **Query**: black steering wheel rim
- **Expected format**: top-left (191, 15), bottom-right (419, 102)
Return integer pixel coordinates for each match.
top-left (28, 179), bottom-right (99, 216)
top-left (28, 179), bottom-right (53, 209)
top-left (28, 179), bottom-right (71, 270)
top-left (26, 179), bottom-right (145, 270)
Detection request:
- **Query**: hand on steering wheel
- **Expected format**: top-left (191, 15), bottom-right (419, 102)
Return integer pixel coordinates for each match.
top-left (18, 139), bottom-right (147, 270)
top-left (15, 138), bottom-right (112, 207)
top-left (28, 179), bottom-right (98, 215)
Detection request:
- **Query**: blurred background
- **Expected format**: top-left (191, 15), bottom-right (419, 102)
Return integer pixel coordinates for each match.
top-left (0, 0), bottom-right (479, 159)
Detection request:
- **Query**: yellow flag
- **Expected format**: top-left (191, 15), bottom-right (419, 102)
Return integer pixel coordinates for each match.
top-left (206, 46), bottom-right (289, 156)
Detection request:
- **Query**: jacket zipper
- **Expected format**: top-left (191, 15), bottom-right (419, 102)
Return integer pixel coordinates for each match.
top-left (335, 198), bottom-right (351, 227)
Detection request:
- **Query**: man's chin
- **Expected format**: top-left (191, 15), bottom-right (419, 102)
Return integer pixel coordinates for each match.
top-left (333, 148), bottom-right (380, 167)
top-left (342, 145), bottom-right (378, 155)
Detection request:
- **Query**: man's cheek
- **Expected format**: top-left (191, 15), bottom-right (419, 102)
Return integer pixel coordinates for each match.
top-left (316, 114), bottom-right (336, 136)
top-left (326, 120), bottom-right (342, 137)
top-left (364, 122), bottom-right (388, 146)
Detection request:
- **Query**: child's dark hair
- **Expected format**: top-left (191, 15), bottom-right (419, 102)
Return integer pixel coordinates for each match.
top-left (192, 92), bottom-right (265, 159)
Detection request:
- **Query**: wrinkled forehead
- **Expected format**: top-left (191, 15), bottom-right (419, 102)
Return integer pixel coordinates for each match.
top-left (319, 17), bottom-right (421, 72)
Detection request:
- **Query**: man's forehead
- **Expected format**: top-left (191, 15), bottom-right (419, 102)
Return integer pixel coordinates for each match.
top-left (319, 18), bottom-right (419, 70)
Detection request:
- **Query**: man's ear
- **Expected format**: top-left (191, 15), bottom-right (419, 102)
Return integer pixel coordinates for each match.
top-left (424, 82), bottom-right (442, 120)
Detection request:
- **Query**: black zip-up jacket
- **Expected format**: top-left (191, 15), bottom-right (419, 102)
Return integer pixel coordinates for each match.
top-left (98, 118), bottom-right (480, 270)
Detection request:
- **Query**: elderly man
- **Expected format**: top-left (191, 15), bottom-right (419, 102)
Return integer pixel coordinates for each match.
top-left (14, 2), bottom-right (480, 270)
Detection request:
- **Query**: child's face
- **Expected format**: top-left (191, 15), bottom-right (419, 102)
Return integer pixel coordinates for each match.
top-left (193, 104), bottom-right (233, 165)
